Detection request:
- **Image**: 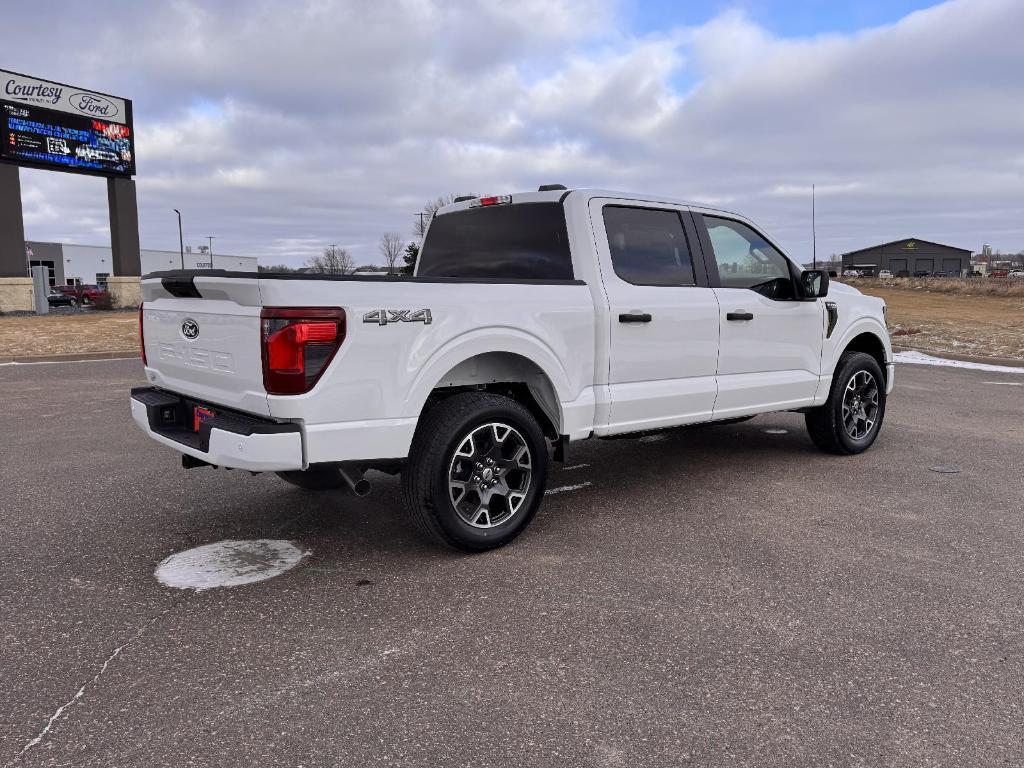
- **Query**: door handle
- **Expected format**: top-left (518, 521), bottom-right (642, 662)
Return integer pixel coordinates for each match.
top-left (726, 311), bottom-right (754, 321)
top-left (618, 312), bottom-right (652, 323)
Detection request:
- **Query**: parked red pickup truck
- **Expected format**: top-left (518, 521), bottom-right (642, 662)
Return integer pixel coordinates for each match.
top-left (57, 284), bottom-right (110, 305)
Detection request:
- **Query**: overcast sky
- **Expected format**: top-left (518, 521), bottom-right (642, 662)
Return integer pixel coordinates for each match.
top-left (5, 0), bottom-right (1023, 265)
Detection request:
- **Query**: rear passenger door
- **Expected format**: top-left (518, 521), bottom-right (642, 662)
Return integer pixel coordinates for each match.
top-left (590, 199), bottom-right (720, 434)
top-left (694, 213), bottom-right (824, 417)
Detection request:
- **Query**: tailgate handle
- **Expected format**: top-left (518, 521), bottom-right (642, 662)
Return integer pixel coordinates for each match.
top-left (162, 275), bottom-right (202, 298)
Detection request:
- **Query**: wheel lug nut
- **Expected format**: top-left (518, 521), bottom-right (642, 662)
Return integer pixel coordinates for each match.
top-left (475, 462), bottom-right (483, 469)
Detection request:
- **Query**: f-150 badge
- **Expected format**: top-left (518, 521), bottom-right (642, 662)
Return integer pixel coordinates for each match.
top-left (362, 309), bottom-right (432, 326)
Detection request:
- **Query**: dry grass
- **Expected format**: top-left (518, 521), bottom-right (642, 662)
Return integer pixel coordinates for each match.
top-left (0, 311), bottom-right (138, 357)
top-left (848, 280), bottom-right (1024, 360)
top-left (845, 276), bottom-right (1024, 297)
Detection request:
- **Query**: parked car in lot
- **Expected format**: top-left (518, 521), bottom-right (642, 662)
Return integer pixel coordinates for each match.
top-left (842, 269), bottom-right (861, 277)
top-left (57, 284), bottom-right (109, 305)
top-left (989, 270), bottom-right (1010, 278)
top-left (913, 270), bottom-right (930, 277)
top-left (47, 291), bottom-right (78, 307)
top-left (896, 270), bottom-right (910, 278)
top-left (1009, 270), bottom-right (1024, 279)
top-left (132, 187), bottom-right (894, 551)
top-left (878, 269), bottom-right (894, 279)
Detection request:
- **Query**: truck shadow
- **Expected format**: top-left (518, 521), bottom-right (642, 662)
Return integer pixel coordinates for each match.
top-left (223, 416), bottom-right (828, 561)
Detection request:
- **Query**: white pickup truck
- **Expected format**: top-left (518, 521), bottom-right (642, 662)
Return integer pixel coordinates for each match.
top-left (132, 187), bottom-right (893, 551)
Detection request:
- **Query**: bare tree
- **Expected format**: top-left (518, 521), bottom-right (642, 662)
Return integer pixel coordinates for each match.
top-left (306, 245), bottom-right (354, 275)
top-left (414, 193), bottom-right (476, 237)
top-left (379, 231), bottom-right (405, 274)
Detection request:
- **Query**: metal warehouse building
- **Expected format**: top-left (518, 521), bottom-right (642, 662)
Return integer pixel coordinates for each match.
top-left (841, 238), bottom-right (972, 276)
top-left (25, 241), bottom-right (258, 287)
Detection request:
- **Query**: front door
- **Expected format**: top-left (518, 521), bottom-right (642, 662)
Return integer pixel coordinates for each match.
top-left (590, 200), bottom-right (720, 434)
top-left (693, 213), bottom-right (824, 418)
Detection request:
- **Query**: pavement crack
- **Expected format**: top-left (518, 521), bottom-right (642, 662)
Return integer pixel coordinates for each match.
top-left (8, 617), bottom-right (156, 766)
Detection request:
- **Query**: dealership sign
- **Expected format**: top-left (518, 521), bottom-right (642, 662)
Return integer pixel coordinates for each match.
top-left (0, 69), bottom-right (135, 177)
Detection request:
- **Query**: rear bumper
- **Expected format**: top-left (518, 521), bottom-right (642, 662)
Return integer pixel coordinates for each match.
top-left (130, 387), bottom-right (305, 472)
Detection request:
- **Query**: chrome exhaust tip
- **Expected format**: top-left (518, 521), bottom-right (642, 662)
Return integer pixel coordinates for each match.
top-left (339, 466), bottom-right (372, 497)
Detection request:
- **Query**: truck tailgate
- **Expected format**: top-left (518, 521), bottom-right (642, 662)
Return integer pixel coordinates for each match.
top-left (142, 295), bottom-right (269, 415)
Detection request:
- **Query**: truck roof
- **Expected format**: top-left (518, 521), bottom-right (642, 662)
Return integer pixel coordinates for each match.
top-left (435, 188), bottom-right (745, 220)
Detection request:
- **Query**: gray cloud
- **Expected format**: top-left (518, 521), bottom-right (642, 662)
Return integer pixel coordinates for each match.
top-left (6, 0), bottom-right (1023, 265)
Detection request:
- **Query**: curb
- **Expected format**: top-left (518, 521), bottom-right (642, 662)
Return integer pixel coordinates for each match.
top-left (0, 350), bottom-right (137, 364)
top-left (892, 345), bottom-right (1024, 369)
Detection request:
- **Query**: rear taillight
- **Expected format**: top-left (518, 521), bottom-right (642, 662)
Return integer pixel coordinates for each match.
top-left (261, 307), bottom-right (345, 395)
top-left (139, 303), bottom-right (147, 365)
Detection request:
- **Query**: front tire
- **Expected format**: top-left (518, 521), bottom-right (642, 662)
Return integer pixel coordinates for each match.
top-left (402, 392), bottom-right (549, 552)
top-left (805, 351), bottom-right (886, 454)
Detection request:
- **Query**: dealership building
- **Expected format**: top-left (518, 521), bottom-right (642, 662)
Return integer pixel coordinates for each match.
top-left (25, 241), bottom-right (258, 287)
top-left (841, 238), bottom-right (972, 276)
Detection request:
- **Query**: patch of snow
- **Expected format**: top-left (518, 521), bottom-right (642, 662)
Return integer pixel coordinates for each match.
top-left (155, 539), bottom-right (309, 591)
top-left (545, 482), bottom-right (593, 495)
top-left (639, 434), bottom-right (666, 442)
top-left (561, 463), bottom-right (590, 471)
top-left (894, 350), bottom-right (1024, 375)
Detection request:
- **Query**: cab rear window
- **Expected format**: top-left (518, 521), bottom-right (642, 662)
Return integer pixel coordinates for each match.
top-left (417, 203), bottom-right (574, 280)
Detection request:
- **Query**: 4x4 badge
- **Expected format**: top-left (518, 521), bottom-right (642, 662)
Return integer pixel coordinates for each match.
top-left (362, 309), bottom-right (432, 326)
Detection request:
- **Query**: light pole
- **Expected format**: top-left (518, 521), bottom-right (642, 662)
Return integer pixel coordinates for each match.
top-left (173, 209), bottom-right (184, 270)
top-left (206, 236), bottom-right (216, 268)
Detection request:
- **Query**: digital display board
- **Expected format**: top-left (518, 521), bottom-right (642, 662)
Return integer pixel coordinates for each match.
top-left (0, 69), bottom-right (134, 177)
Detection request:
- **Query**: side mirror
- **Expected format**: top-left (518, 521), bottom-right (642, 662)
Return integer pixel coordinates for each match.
top-left (799, 269), bottom-right (829, 299)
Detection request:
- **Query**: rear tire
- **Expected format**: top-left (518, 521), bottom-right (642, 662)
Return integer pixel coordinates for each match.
top-left (401, 392), bottom-right (549, 552)
top-left (276, 467), bottom-right (347, 490)
top-left (805, 351), bottom-right (886, 455)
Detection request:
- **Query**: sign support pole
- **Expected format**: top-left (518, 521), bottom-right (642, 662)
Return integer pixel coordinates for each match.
top-left (107, 177), bottom-right (141, 276)
top-left (0, 164), bottom-right (27, 277)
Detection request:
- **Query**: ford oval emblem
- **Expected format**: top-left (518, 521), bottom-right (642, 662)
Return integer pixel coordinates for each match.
top-left (69, 92), bottom-right (119, 118)
top-left (181, 319), bottom-right (200, 340)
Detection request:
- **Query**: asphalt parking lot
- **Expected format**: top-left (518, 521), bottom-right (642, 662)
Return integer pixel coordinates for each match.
top-left (2, 359), bottom-right (1023, 767)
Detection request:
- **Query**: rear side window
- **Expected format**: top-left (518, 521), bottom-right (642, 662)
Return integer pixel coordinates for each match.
top-left (602, 206), bottom-right (696, 287)
top-left (417, 203), bottom-right (573, 280)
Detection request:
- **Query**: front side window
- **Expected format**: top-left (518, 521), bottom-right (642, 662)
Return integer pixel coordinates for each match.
top-left (703, 215), bottom-right (794, 298)
top-left (418, 202), bottom-right (573, 280)
top-left (603, 206), bottom-right (696, 287)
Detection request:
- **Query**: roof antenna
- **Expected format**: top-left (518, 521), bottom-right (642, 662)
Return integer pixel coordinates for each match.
top-left (812, 183), bottom-right (817, 269)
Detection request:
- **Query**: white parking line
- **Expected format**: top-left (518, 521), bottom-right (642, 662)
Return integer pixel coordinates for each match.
top-left (0, 356), bottom-right (135, 367)
top-left (545, 481), bottom-right (592, 495)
